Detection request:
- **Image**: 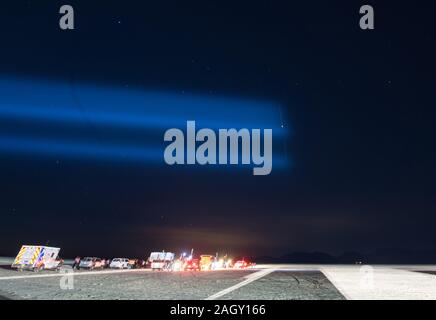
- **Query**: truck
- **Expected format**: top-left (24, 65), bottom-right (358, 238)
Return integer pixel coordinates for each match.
top-left (199, 255), bottom-right (215, 271)
top-left (148, 251), bottom-right (175, 271)
top-left (183, 258), bottom-right (200, 271)
top-left (12, 245), bottom-right (62, 272)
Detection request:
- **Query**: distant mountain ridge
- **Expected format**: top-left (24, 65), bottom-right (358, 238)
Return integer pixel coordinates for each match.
top-left (255, 248), bottom-right (436, 264)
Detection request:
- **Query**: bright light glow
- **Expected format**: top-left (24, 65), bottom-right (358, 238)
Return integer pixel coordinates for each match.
top-left (173, 261), bottom-right (182, 271)
top-left (0, 77), bottom-right (290, 168)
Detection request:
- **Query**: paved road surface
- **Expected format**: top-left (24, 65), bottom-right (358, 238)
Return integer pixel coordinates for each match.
top-left (1, 259), bottom-right (436, 300)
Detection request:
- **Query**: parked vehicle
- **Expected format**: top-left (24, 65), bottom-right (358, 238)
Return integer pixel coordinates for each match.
top-left (79, 257), bottom-right (103, 270)
top-left (136, 259), bottom-right (146, 269)
top-left (183, 258), bottom-right (200, 271)
top-left (234, 260), bottom-right (247, 269)
top-left (129, 259), bottom-right (145, 269)
top-left (199, 255), bottom-right (214, 271)
top-left (109, 258), bottom-right (130, 269)
top-left (212, 256), bottom-right (231, 269)
top-left (11, 245), bottom-right (62, 272)
top-left (128, 259), bottom-right (137, 269)
top-left (148, 252), bottom-right (175, 271)
top-left (233, 259), bottom-right (254, 269)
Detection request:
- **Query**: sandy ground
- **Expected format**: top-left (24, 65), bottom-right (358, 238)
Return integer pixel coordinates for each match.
top-left (0, 267), bottom-right (343, 300)
top-left (0, 267), bottom-right (251, 300)
top-left (0, 260), bottom-right (342, 300)
top-left (1, 258), bottom-right (436, 300)
top-left (221, 271), bottom-right (343, 300)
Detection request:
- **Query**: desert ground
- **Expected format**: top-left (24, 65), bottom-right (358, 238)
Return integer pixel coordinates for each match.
top-left (1, 257), bottom-right (436, 300)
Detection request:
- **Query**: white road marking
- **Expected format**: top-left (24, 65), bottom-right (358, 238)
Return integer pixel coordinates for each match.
top-left (321, 266), bottom-right (436, 300)
top-left (3, 262), bottom-right (436, 300)
top-left (320, 268), bottom-right (352, 300)
top-left (251, 268), bottom-right (319, 272)
top-left (0, 268), bottom-right (151, 281)
top-left (205, 268), bottom-right (276, 300)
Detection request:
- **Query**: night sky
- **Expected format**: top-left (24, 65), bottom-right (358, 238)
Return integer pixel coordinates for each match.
top-left (0, 1), bottom-right (435, 260)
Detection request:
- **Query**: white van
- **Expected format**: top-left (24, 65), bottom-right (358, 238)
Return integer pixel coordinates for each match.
top-left (148, 252), bottom-right (175, 271)
top-left (109, 258), bottom-right (130, 269)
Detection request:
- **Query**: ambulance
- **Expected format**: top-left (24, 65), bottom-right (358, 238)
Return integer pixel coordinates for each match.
top-left (12, 245), bottom-right (62, 272)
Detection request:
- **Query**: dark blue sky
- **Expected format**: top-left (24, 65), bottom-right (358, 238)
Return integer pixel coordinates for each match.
top-left (0, 1), bottom-right (435, 259)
